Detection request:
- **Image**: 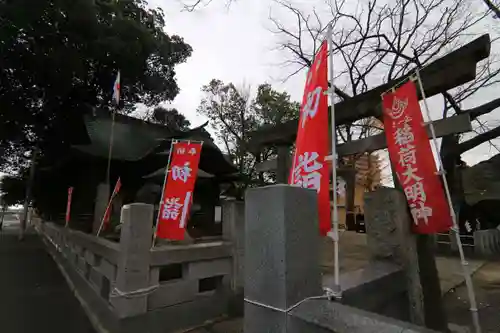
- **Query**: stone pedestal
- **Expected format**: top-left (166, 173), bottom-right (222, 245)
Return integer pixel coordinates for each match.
top-left (244, 185), bottom-right (322, 333)
top-left (110, 203), bottom-right (153, 318)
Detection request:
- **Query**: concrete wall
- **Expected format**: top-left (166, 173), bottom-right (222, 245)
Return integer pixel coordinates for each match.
top-left (36, 202), bottom-right (238, 333)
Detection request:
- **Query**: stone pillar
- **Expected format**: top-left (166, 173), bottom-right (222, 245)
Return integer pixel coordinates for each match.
top-left (222, 199), bottom-right (245, 316)
top-left (244, 185), bottom-right (322, 333)
top-left (364, 187), bottom-right (425, 326)
top-left (276, 145), bottom-right (290, 184)
top-left (338, 168), bottom-right (356, 230)
top-left (92, 183), bottom-right (110, 234)
top-left (222, 199), bottom-right (245, 292)
top-left (110, 203), bottom-right (153, 318)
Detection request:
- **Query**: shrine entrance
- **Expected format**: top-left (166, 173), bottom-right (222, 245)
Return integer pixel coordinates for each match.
top-left (245, 34), bottom-right (491, 331)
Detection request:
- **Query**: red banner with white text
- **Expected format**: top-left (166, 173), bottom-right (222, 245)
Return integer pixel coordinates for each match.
top-left (289, 41), bottom-right (331, 236)
top-left (65, 187), bottom-right (73, 227)
top-left (157, 141), bottom-right (203, 240)
top-left (382, 81), bottom-right (452, 234)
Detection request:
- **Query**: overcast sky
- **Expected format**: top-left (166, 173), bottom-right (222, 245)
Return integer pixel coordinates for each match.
top-left (145, 0), bottom-right (500, 167)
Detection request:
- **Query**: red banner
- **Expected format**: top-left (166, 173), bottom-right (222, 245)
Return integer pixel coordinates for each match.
top-left (157, 141), bottom-right (203, 240)
top-left (382, 81), bottom-right (452, 234)
top-left (65, 187), bottom-right (73, 227)
top-left (289, 41), bottom-right (331, 236)
top-left (102, 178), bottom-right (122, 230)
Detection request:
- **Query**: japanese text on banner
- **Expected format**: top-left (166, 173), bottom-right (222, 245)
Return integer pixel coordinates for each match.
top-left (157, 142), bottom-right (202, 240)
top-left (289, 41), bottom-right (332, 236)
top-left (382, 81), bottom-right (452, 234)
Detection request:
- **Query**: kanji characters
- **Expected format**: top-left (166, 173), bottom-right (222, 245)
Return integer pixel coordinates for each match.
top-left (162, 197), bottom-right (183, 220)
top-left (171, 162), bottom-right (192, 183)
top-left (410, 201), bottom-right (433, 225)
top-left (404, 182), bottom-right (426, 202)
top-left (394, 123), bottom-right (415, 146)
top-left (292, 151), bottom-right (323, 192)
top-left (398, 144), bottom-right (417, 167)
top-left (301, 87), bottom-right (323, 128)
top-left (401, 165), bottom-right (423, 185)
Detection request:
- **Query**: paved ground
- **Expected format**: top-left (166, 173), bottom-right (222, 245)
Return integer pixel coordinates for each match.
top-left (444, 260), bottom-right (500, 333)
top-left (0, 224), bottom-right (95, 333)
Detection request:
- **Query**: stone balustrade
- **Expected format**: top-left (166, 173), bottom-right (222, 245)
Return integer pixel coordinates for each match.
top-left (35, 202), bottom-right (240, 333)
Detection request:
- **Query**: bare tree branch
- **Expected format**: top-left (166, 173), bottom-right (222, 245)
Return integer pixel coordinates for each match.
top-left (181, 0), bottom-right (235, 12)
top-left (270, 0), bottom-right (500, 159)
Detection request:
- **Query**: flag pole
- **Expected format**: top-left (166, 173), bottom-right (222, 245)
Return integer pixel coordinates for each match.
top-left (152, 139), bottom-right (177, 248)
top-left (106, 110), bottom-right (116, 187)
top-left (327, 23), bottom-right (342, 299)
top-left (414, 68), bottom-right (481, 333)
top-left (96, 198), bottom-right (112, 237)
top-left (106, 70), bottom-right (120, 187)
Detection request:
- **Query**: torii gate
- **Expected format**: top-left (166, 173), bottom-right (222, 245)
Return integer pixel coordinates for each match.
top-left (247, 34), bottom-right (490, 230)
top-left (245, 34), bottom-right (491, 330)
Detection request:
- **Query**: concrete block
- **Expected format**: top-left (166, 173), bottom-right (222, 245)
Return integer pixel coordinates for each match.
top-left (147, 280), bottom-right (198, 310)
top-left (110, 203), bottom-right (154, 318)
top-left (185, 259), bottom-right (231, 280)
top-left (244, 302), bottom-right (287, 333)
top-left (244, 185), bottom-right (323, 333)
top-left (74, 243), bottom-right (84, 255)
top-left (89, 268), bottom-right (105, 293)
top-left (290, 299), bottom-right (437, 333)
top-left (149, 268), bottom-right (159, 287)
top-left (222, 199), bottom-right (245, 291)
top-left (335, 261), bottom-right (408, 320)
top-left (77, 256), bottom-right (88, 276)
top-left (84, 250), bottom-right (99, 266)
top-left (97, 258), bottom-right (117, 281)
top-left (150, 242), bottom-right (231, 266)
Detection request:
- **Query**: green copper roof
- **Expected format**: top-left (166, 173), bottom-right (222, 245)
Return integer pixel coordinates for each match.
top-left (72, 113), bottom-right (215, 161)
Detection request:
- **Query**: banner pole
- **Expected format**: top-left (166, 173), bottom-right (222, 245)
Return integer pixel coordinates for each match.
top-left (414, 69), bottom-right (481, 333)
top-left (327, 23), bottom-right (341, 299)
top-left (106, 110), bottom-right (116, 187)
top-left (152, 139), bottom-right (177, 248)
top-left (96, 200), bottom-right (111, 237)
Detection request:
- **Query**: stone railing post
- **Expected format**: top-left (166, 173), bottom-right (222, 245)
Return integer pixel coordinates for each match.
top-left (110, 203), bottom-right (153, 318)
top-left (364, 187), bottom-right (425, 326)
top-left (244, 185), bottom-right (322, 333)
top-left (222, 199), bottom-right (245, 292)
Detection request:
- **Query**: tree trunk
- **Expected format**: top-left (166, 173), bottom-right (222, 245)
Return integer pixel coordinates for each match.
top-left (20, 148), bottom-right (38, 240)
